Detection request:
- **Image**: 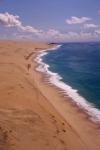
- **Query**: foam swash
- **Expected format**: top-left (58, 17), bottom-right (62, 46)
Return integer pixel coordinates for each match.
top-left (35, 43), bottom-right (100, 123)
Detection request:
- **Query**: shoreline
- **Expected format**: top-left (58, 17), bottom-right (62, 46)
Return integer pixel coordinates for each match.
top-left (32, 44), bottom-right (100, 149)
top-left (0, 40), bottom-right (100, 150)
top-left (34, 44), bottom-right (100, 124)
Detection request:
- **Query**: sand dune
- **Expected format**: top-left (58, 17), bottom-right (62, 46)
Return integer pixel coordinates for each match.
top-left (0, 40), bottom-right (100, 150)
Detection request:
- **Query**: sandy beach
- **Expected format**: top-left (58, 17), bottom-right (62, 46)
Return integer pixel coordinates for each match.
top-left (0, 40), bottom-right (100, 150)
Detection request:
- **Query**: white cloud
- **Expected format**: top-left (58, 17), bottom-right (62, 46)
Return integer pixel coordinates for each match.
top-left (66, 16), bottom-right (91, 24)
top-left (38, 29), bottom-right (62, 41)
top-left (0, 12), bottom-right (42, 34)
top-left (84, 23), bottom-right (98, 28)
top-left (0, 12), bottom-right (21, 27)
top-left (95, 29), bottom-right (100, 34)
top-left (46, 29), bottom-right (61, 37)
top-left (20, 26), bottom-right (42, 34)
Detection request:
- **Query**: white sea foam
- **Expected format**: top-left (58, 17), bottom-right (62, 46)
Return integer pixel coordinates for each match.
top-left (35, 44), bottom-right (100, 123)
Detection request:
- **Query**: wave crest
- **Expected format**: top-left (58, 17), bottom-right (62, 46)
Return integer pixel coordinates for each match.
top-left (35, 45), bottom-right (100, 123)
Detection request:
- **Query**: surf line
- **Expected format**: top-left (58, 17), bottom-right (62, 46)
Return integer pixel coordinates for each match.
top-left (35, 44), bottom-right (100, 123)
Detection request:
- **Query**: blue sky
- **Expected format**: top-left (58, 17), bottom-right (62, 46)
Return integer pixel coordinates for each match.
top-left (0, 0), bottom-right (100, 42)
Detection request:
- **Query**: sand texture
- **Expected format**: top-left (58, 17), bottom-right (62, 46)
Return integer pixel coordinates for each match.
top-left (0, 40), bottom-right (100, 150)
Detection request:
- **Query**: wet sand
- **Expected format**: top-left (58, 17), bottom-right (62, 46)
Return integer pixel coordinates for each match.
top-left (0, 40), bottom-right (100, 150)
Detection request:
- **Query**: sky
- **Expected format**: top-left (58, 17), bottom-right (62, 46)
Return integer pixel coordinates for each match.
top-left (0, 0), bottom-right (100, 42)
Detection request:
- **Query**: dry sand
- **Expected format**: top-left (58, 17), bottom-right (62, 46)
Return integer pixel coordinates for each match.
top-left (0, 40), bottom-right (100, 150)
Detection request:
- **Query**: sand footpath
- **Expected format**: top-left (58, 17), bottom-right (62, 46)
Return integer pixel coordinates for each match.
top-left (0, 40), bottom-right (100, 150)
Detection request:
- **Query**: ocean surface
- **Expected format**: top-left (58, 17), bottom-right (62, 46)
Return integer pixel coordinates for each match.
top-left (35, 43), bottom-right (100, 122)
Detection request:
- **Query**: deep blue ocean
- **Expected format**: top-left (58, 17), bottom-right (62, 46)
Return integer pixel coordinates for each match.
top-left (42, 43), bottom-right (100, 110)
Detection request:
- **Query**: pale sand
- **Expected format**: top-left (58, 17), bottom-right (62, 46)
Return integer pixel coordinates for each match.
top-left (0, 40), bottom-right (100, 150)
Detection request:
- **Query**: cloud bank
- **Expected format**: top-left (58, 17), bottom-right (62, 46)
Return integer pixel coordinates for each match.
top-left (0, 12), bottom-right (100, 42)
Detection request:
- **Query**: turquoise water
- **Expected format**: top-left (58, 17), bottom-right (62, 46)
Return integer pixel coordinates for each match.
top-left (42, 43), bottom-right (100, 109)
